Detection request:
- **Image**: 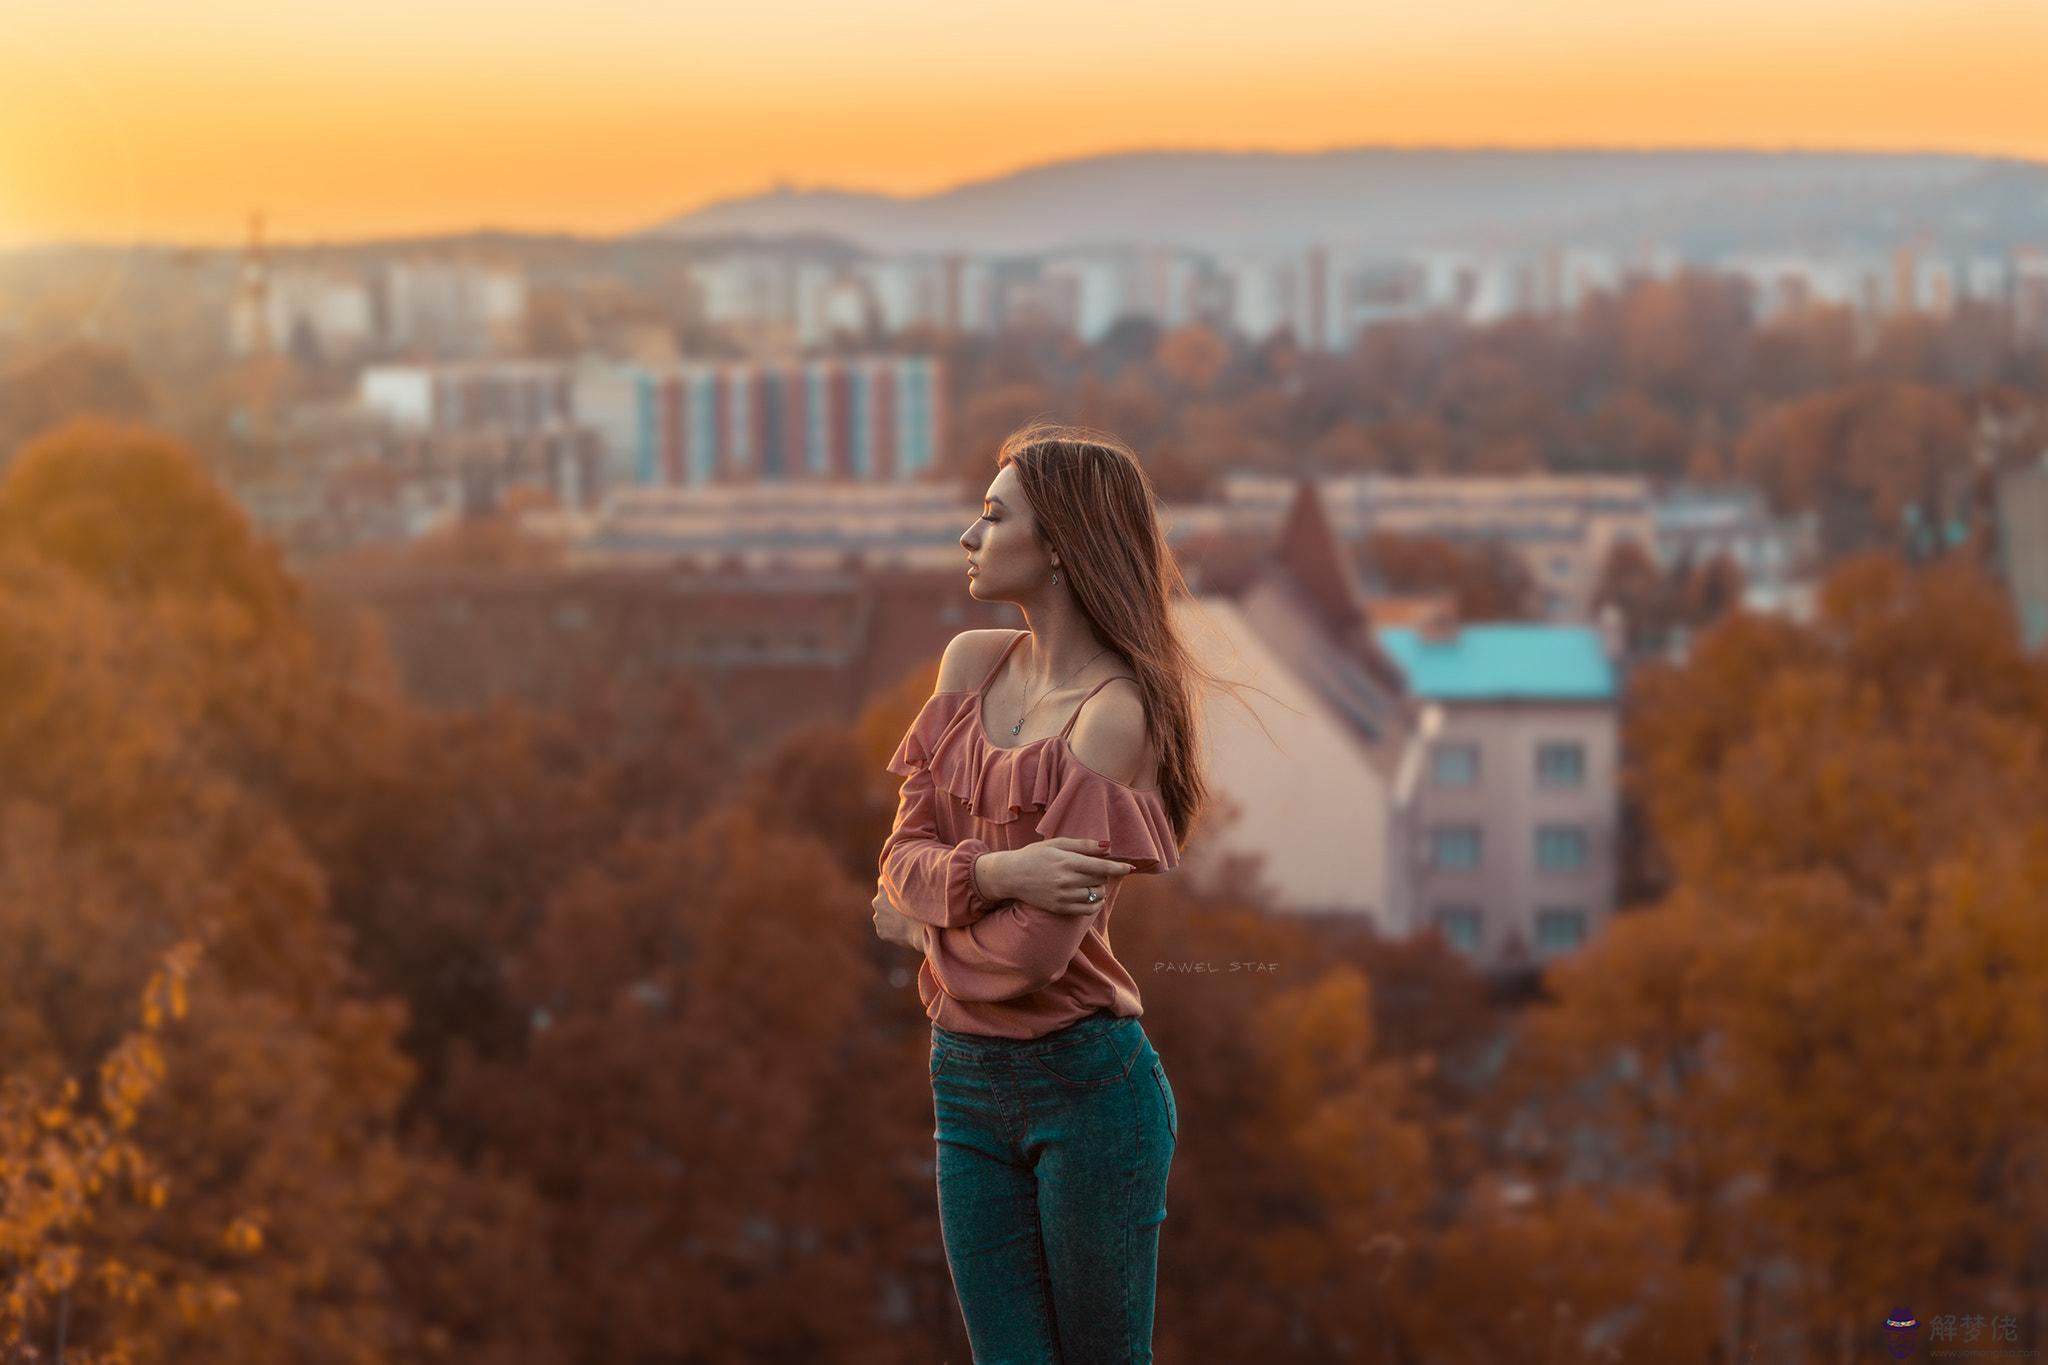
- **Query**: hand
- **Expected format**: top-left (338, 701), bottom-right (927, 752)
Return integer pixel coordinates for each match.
top-left (870, 887), bottom-right (925, 951)
top-left (1000, 839), bottom-right (1137, 918)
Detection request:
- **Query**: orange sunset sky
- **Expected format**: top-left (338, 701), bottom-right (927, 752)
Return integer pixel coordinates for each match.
top-left (3, 0), bottom-right (2045, 249)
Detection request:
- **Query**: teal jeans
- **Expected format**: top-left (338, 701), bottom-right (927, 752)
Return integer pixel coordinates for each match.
top-left (929, 1010), bottom-right (1178, 1364)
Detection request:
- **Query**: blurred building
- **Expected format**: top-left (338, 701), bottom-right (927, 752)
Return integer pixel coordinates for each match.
top-left (1404, 244), bottom-right (1676, 325)
top-left (228, 266), bottom-right (376, 363)
top-left (1377, 606), bottom-right (1622, 974)
top-left (1220, 472), bottom-right (1657, 621)
top-left (227, 254), bottom-right (524, 364)
top-left (1718, 251), bottom-right (1891, 321)
top-left (1034, 247), bottom-right (1208, 344)
top-left (1719, 245), bottom-right (2027, 327)
top-left (382, 256), bottom-right (526, 358)
top-left (1172, 480), bottom-right (1421, 935)
top-left (228, 389), bottom-right (605, 563)
top-left (691, 251), bottom-right (1007, 348)
top-left (1994, 453), bottom-right (2048, 652)
top-left (361, 358), bottom-right (578, 432)
top-left (2015, 249), bottom-right (2048, 348)
top-left (687, 252), bottom-right (808, 346)
top-left (354, 358), bottom-right (608, 507)
top-left (626, 238), bottom-right (2048, 354)
top-left (572, 355), bottom-right (942, 491)
top-left (1212, 245), bottom-right (1349, 349)
top-left (1176, 478), bottom-right (1623, 975)
top-left (539, 478), bottom-right (984, 572)
top-left (372, 424), bottom-right (604, 514)
top-left (1651, 483), bottom-right (1820, 620)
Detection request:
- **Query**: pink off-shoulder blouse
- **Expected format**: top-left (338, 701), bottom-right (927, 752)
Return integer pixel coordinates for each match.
top-left (878, 630), bottom-right (1182, 1039)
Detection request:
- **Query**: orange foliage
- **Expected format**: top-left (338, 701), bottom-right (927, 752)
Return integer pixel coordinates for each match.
top-left (1519, 551), bottom-right (2048, 1359)
top-left (1154, 323), bottom-right (1230, 394)
top-left (2, 940), bottom-right (225, 1364)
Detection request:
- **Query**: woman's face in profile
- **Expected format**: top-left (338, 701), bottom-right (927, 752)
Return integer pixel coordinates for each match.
top-left (960, 466), bottom-right (1042, 597)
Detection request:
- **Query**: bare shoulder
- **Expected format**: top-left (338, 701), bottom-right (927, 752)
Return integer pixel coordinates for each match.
top-left (935, 628), bottom-right (1023, 694)
top-left (1065, 677), bottom-right (1156, 788)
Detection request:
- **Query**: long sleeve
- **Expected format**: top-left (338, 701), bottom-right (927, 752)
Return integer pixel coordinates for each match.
top-left (878, 764), bottom-right (1002, 929)
top-left (921, 752), bottom-right (1183, 1004)
top-left (922, 902), bottom-right (1098, 1002)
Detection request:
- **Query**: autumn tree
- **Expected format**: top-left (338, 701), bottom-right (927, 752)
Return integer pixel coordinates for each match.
top-left (444, 799), bottom-right (905, 1360)
top-left (1732, 381), bottom-right (1971, 556)
top-left (1517, 551), bottom-right (2048, 1362)
top-left (1154, 322), bottom-right (1230, 395)
top-left (0, 417), bottom-right (555, 1362)
top-left (1364, 528), bottom-right (1539, 621)
top-left (0, 343), bottom-right (153, 464)
top-left (1591, 537), bottom-right (1747, 661)
top-left (1, 939), bottom-right (230, 1364)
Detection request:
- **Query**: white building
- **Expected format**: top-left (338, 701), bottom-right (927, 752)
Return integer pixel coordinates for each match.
top-left (360, 358), bottom-right (579, 433)
top-left (857, 257), bottom-right (951, 335)
top-left (383, 257), bottom-right (526, 358)
top-left (687, 253), bottom-right (799, 328)
top-left (228, 268), bottom-right (375, 361)
top-left (1039, 251), bottom-right (1131, 344)
top-left (1214, 246), bottom-right (1346, 348)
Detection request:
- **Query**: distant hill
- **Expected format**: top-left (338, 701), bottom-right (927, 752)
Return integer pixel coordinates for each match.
top-left (637, 147), bottom-right (2048, 257)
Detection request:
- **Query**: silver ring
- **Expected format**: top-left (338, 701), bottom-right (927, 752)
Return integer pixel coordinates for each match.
top-left (1086, 887), bottom-right (1100, 903)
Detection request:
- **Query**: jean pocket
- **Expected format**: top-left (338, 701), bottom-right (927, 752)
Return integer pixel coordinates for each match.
top-left (1150, 1056), bottom-right (1177, 1142)
top-left (929, 1040), bottom-right (949, 1080)
top-left (1031, 1032), bottom-right (1140, 1089)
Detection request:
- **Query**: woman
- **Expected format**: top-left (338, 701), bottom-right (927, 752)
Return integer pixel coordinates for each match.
top-left (872, 422), bottom-right (1214, 1363)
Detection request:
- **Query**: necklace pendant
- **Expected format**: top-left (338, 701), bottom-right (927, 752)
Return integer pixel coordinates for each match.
top-left (1010, 721), bottom-right (1023, 736)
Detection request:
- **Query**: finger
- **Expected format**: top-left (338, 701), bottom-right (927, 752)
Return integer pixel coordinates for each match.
top-left (1069, 886), bottom-right (1110, 912)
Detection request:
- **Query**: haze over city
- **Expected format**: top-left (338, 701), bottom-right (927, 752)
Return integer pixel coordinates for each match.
top-left (4, 1), bottom-right (2047, 1358)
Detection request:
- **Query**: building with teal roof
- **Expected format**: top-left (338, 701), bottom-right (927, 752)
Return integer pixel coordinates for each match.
top-left (1374, 624), bottom-right (1619, 701)
top-left (1374, 618), bottom-right (1621, 977)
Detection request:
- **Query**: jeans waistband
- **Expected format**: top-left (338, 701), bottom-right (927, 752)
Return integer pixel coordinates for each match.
top-left (932, 1009), bottom-right (1130, 1057)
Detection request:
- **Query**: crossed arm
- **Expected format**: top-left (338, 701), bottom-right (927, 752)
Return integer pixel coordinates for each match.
top-left (874, 767), bottom-right (1099, 1002)
top-left (869, 883), bottom-right (929, 951)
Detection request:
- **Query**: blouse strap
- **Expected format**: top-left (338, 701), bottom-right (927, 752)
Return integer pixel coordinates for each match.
top-left (1058, 674), bottom-right (1138, 741)
top-left (974, 629), bottom-right (1028, 699)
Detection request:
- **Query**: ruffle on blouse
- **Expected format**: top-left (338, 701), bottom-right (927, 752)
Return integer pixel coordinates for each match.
top-left (885, 691), bottom-right (1181, 875)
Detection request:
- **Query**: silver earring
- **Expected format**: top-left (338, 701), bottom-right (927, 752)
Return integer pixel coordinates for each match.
top-left (1052, 571), bottom-right (1060, 585)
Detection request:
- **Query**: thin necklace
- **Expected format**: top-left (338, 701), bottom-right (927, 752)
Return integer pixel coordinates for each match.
top-left (1007, 644), bottom-right (1112, 737)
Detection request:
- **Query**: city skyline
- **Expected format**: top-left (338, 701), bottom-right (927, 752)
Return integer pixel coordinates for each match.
top-left (4, 0), bottom-right (2047, 248)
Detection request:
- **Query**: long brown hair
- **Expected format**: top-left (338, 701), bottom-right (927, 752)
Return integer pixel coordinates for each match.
top-left (996, 420), bottom-right (1251, 853)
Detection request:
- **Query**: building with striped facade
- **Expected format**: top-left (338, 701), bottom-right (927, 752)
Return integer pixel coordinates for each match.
top-left (574, 356), bottom-right (943, 490)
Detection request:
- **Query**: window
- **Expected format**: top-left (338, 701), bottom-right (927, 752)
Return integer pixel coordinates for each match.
top-left (1536, 825), bottom-right (1586, 871)
top-left (1536, 741), bottom-right (1584, 788)
top-left (1536, 907), bottom-right (1586, 953)
top-left (1431, 826), bottom-right (1483, 870)
top-left (1433, 905), bottom-right (1482, 954)
top-left (1431, 741), bottom-right (1479, 787)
